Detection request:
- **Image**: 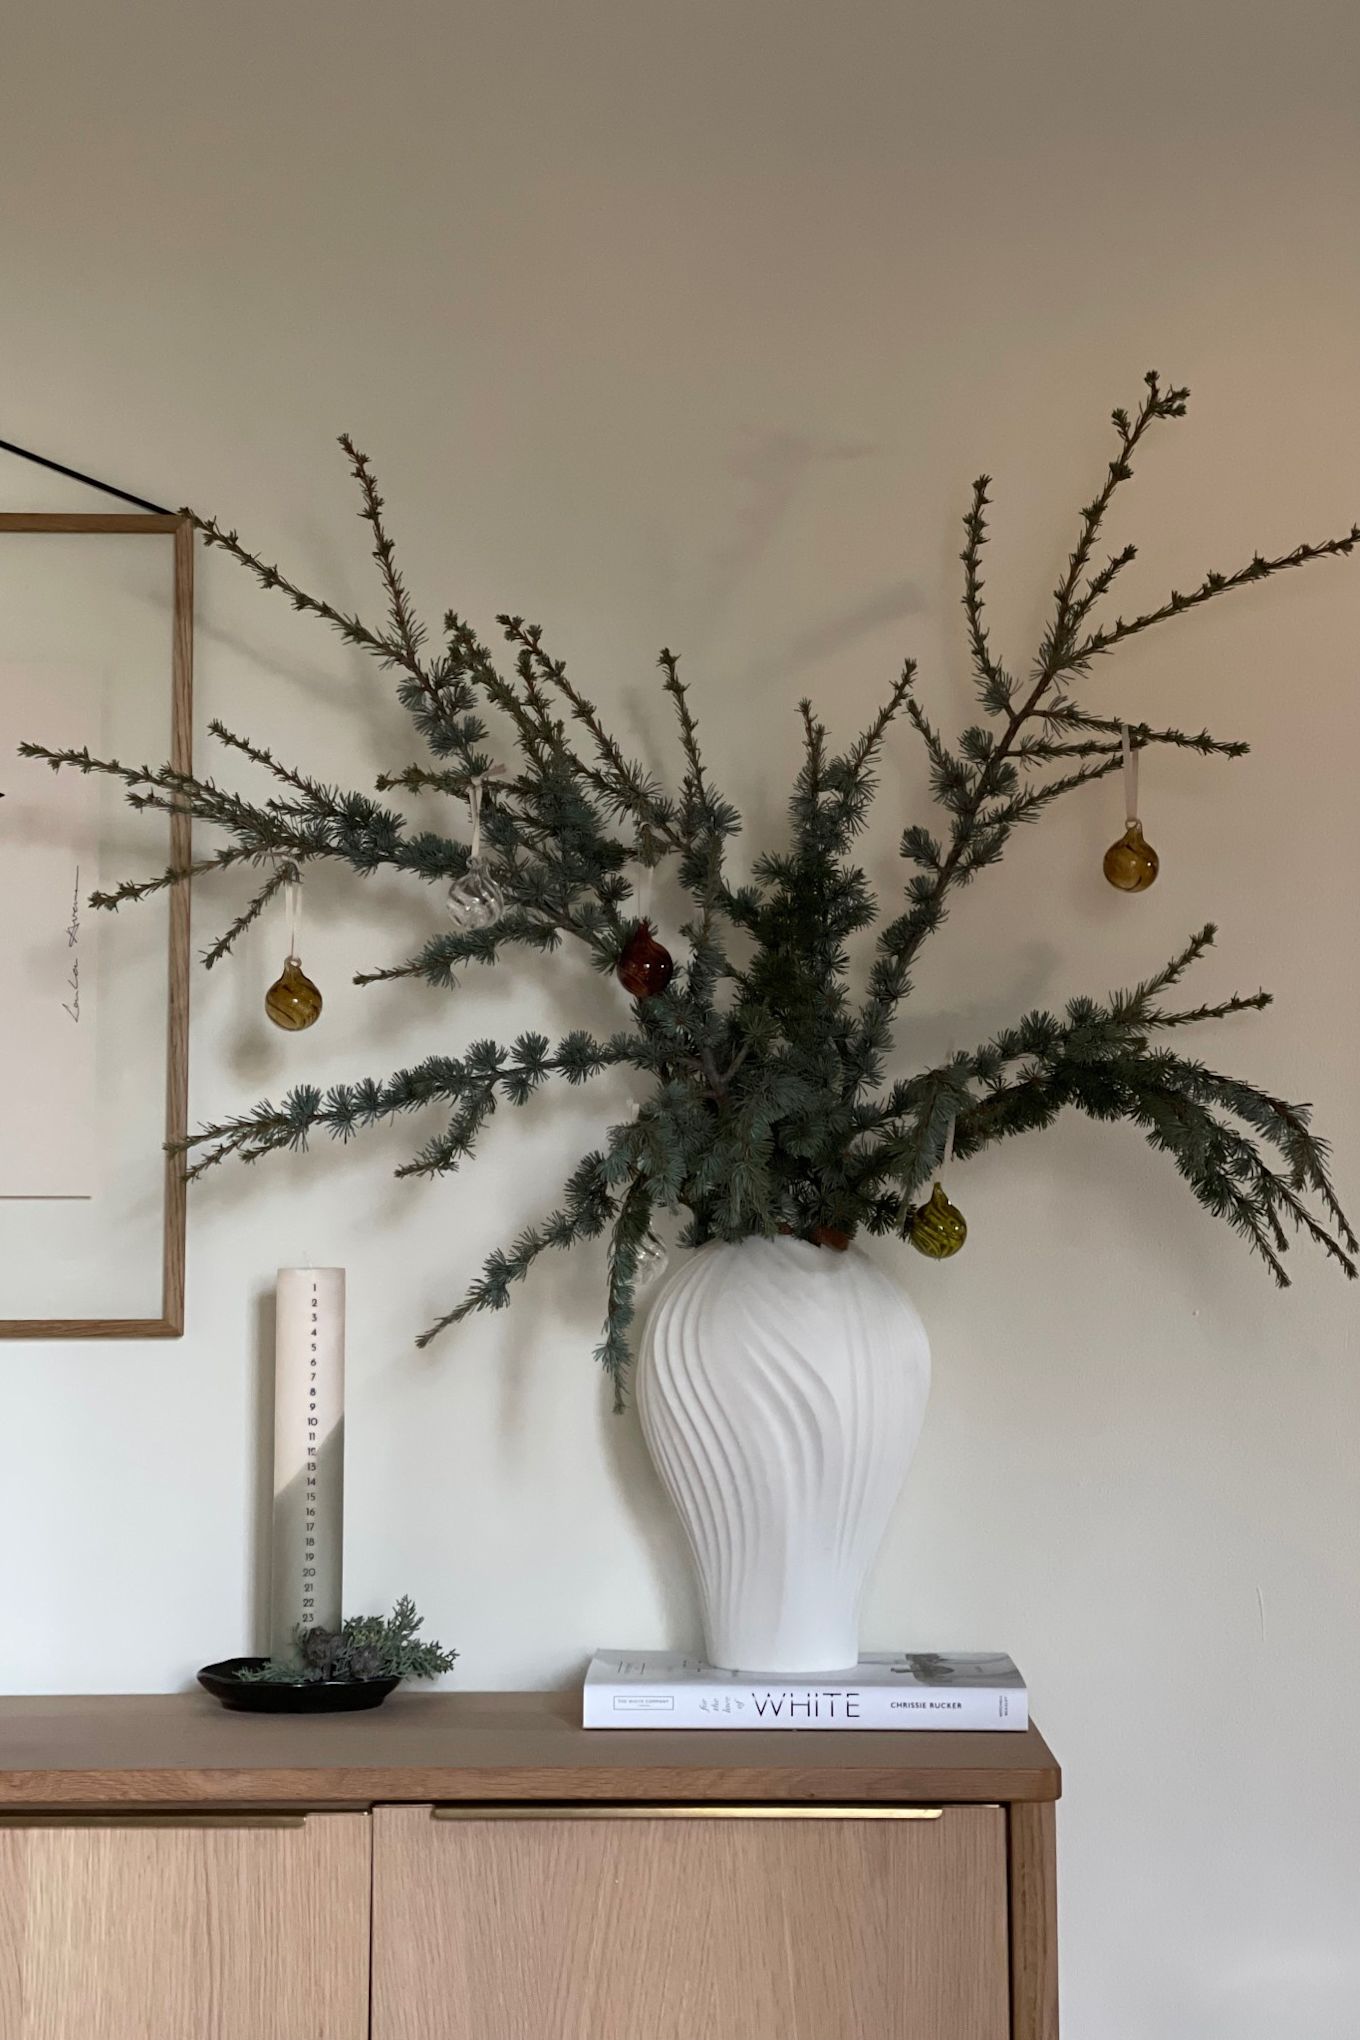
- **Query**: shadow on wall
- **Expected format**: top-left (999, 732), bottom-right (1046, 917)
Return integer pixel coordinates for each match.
top-left (700, 427), bottom-right (881, 631)
top-left (739, 579), bottom-right (926, 691)
top-left (696, 428), bottom-right (925, 694)
top-left (653, 425), bottom-right (928, 857)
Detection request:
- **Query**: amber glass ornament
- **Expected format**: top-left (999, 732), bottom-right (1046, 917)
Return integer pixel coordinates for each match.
top-left (617, 920), bottom-right (675, 998)
top-left (909, 1181), bottom-right (967, 1259)
top-left (265, 954), bottom-right (323, 1031)
top-left (1103, 819), bottom-right (1159, 893)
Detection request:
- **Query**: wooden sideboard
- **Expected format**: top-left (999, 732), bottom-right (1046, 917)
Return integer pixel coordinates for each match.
top-left (0, 1690), bottom-right (1060, 2037)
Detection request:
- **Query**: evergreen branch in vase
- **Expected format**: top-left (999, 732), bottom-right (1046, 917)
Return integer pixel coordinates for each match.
top-left (19, 375), bottom-right (1356, 1400)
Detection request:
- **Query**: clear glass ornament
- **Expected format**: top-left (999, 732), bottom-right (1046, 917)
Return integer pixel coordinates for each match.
top-left (446, 858), bottom-right (505, 932)
top-left (265, 954), bottom-right (323, 1031)
top-left (634, 1228), bottom-right (669, 1287)
top-left (447, 774), bottom-right (505, 931)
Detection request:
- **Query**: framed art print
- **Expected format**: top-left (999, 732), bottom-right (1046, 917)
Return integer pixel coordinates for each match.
top-left (0, 512), bottom-right (193, 1336)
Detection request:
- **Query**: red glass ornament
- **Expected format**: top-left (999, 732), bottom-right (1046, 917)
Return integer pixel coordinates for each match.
top-left (616, 919), bottom-right (675, 998)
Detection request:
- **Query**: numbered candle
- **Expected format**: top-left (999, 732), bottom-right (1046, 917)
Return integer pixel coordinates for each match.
top-left (270, 1267), bottom-right (345, 1660)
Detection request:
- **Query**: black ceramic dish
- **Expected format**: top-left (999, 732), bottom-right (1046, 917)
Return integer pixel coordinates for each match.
top-left (196, 1656), bottom-right (400, 1714)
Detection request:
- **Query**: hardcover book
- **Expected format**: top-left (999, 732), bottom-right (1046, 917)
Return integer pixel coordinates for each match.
top-left (583, 1650), bottom-right (1028, 1730)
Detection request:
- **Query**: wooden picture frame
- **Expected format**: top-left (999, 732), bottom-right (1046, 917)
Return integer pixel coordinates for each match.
top-left (0, 512), bottom-right (193, 1338)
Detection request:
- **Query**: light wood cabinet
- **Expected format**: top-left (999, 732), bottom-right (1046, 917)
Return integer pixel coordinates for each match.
top-left (372, 1803), bottom-right (1010, 2039)
top-left (0, 1811), bottom-right (369, 2040)
top-left (0, 1692), bottom-right (1061, 2038)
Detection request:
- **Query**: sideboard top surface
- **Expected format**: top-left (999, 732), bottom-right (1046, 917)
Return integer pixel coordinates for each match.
top-left (0, 1690), bottom-right (1060, 1810)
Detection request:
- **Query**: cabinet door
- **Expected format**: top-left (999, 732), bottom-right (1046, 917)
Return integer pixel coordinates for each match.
top-left (372, 1804), bottom-right (1009, 2039)
top-left (0, 1811), bottom-right (369, 2040)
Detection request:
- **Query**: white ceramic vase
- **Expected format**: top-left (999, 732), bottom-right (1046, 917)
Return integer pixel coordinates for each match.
top-left (636, 1236), bottom-right (931, 1674)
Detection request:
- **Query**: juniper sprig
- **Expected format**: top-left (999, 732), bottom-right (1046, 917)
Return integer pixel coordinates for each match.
top-left (239, 1595), bottom-right (457, 1685)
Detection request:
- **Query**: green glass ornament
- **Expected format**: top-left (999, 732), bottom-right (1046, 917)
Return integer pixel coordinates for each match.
top-left (909, 1181), bottom-right (967, 1259)
top-left (265, 954), bottom-right (323, 1031)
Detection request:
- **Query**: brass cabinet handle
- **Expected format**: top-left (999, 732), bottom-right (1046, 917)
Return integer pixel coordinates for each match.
top-left (430, 1804), bottom-right (947, 1822)
top-left (0, 1813), bottom-right (307, 1830)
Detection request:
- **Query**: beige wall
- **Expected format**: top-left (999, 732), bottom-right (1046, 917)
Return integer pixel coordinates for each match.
top-left (1, 2), bottom-right (1357, 2030)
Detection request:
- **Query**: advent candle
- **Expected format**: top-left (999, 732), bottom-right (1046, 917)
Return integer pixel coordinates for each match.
top-left (270, 1267), bottom-right (345, 1661)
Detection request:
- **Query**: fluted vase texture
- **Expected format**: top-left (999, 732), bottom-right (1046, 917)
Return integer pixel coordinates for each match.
top-left (636, 1236), bottom-right (931, 1674)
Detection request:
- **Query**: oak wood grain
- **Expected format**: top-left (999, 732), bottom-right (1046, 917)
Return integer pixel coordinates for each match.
top-left (0, 1810), bottom-right (369, 2038)
top-left (158, 514), bottom-right (194, 1335)
top-left (1010, 1799), bottom-right (1060, 2040)
top-left (0, 512), bottom-right (184, 532)
top-left (0, 1317), bottom-right (185, 1340)
top-left (372, 1801), bottom-right (1009, 2040)
top-left (0, 1690), bottom-right (1061, 1809)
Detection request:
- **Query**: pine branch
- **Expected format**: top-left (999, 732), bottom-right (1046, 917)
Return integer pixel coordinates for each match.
top-left (1075, 541), bottom-right (1138, 622)
top-left (991, 748), bottom-right (1124, 827)
top-left (1079, 527), bottom-right (1360, 661)
top-left (86, 843), bottom-right (259, 914)
top-left (432, 617), bottom-right (650, 956)
top-left (960, 475), bottom-right (1016, 712)
top-left (904, 698), bottom-right (965, 795)
top-left (1043, 369), bottom-right (1189, 665)
top-left (1127, 922), bottom-right (1219, 1006)
top-left (353, 915), bottom-right (563, 989)
top-left (846, 660), bottom-right (920, 778)
top-left (189, 509), bottom-right (417, 677)
top-left (202, 859), bottom-right (298, 968)
top-left (1151, 990), bottom-right (1272, 1029)
top-left (209, 719), bottom-right (341, 809)
top-left (941, 1045), bottom-right (1354, 1285)
top-left (866, 371), bottom-right (1352, 1022)
top-left (20, 744), bottom-right (330, 893)
top-left (658, 649), bottom-right (709, 806)
top-left (1015, 715), bottom-right (1249, 763)
top-left (19, 741), bottom-right (518, 930)
top-left (856, 926), bottom-right (1270, 1191)
top-left (177, 1032), bottom-right (635, 1178)
top-left (595, 1174), bottom-right (655, 1410)
top-left (855, 1060), bottom-right (973, 1209)
top-left (881, 379), bottom-right (1188, 1010)
top-left (499, 615), bottom-right (681, 850)
top-left (658, 647), bottom-right (743, 982)
top-left (338, 433), bottom-right (428, 677)
top-left (416, 1150), bottom-right (615, 1347)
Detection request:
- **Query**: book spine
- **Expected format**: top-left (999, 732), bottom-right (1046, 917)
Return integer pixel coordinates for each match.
top-left (583, 1688), bottom-right (1028, 1731)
